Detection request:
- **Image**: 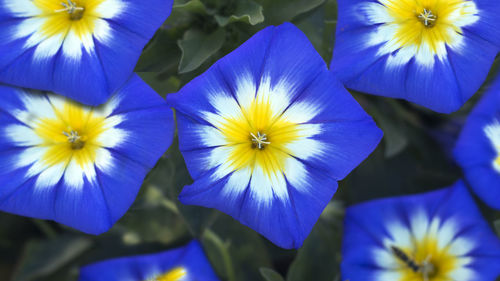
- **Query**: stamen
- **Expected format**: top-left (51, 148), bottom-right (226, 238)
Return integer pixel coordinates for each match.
top-left (63, 130), bottom-right (85, 149)
top-left (418, 9), bottom-right (437, 27)
top-left (55, 0), bottom-right (84, 15)
top-left (251, 132), bottom-right (271, 150)
top-left (420, 255), bottom-right (436, 281)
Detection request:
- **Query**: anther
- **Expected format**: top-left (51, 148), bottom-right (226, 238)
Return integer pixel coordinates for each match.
top-left (418, 9), bottom-right (437, 27)
top-left (55, 0), bottom-right (84, 19)
top-left (251, 132), bottom-right (271, 150)
top-left (63, 130), bottom-right (85, 149)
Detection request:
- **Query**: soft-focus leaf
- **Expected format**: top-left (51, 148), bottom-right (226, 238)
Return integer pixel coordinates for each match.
top-left (11, 235), bottom-right (92, 281)
top-left (260, 268), bottom-right (285, 281)
top-left (258, 0), bottom-right (326, 24)
top-left (178, 28), bottom-right (226, 73)
top-left (173, 0), bottom-right (211, 14)
top-left (202, 229), bottom-right (235, 281)
top-left (286, 201), bottom-right (343, 281)
top-left (214, 0), bottom-right (264, 26)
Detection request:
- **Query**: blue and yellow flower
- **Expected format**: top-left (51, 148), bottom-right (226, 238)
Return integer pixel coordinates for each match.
top-left (0, 0), bottom-right (173, 105)
top-left (0, 75), bottom-right (174, 234)
top-left (454, 76), bottom-right (500, 209)
top-left (167, 23), bottom-right (383, 249)
top-left (331, 0), bottom-right (500, 113)
top-left (79, 240), bottom-right (220, 281)
top-left (342, 181), bottom-right (500, 281)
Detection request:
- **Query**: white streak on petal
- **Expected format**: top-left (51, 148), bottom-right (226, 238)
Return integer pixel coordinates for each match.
top-left (357, 2), bottom-right (393, 24)
top-left (447, 2), bottom-right (479, 27)
top-left (199, 125), bottom-right (227, 147)
top-left (448, 267), bottom-right (477, 281)
top-left (33, 33), bottom-right (64, 61)
top-left (93, 0), bottom-right (127, 19)
top-left (97, 128), bottom-right (128, 148)
top-left (63, 159), bottom-right (84, 189)
top-left (285, 137), bottom-right (323, 160)
top-left (221, 167), bottom-right (251, 198)
top-left (235, 73), bottom-right (256, 109)
top-left (281, 101), bottom-right (321, 124)
top-left (93, 18), bottom-right (113, 44)
top-left (5, 125), bottom-right (43, 146)
top-left (374, 270), bottom-right (401, 281)
top-left (4, 0), bottom-right (41, 17)
top-left (208, 94), bottom-right (243, 122)
top-left (437, 218), bottom-right (457, 250)
top-left (12, 17), bottom-right (45, 41)
top-left (95, 148), bottom-right (113, 173)
top-left (257, 76), bottom-right (290, 117)
top-left (15, 146), bottom-right (46, 169)
top-left (410, 209), bottom-right (429, 242)
top-left (284, 157), bottom-right (308, 192)
top-left (448, 237), bottom-right (475, 256)
top-left (385, 221), bottom-right (413, 250)
top-left (373, 247), bottom-right (399, 269)
top-left (484, 120), bottom-right (500, 173)
top-left (35, 163), bottom-right (65, 189)
top-left (248, 165), bottom-right (276, 203)
top-left (94, 94), bottom-right (122, 117)
top-left (62, 29), bottom-right (83, 60)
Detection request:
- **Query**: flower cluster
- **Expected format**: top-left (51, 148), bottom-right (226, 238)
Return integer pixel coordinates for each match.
top-left (79, 241), bottom-right (220, 281)
top-left (0, 0), bottom-right (499, 279)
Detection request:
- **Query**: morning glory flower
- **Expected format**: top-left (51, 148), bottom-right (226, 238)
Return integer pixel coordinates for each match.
top-left (167, 23), bottom-right (383, 249)
top-left (0, 0), bottom-right (173, 105)
top-left (79, 241), bottom-right (220, 281)
top-left (0, 75), bottom-right (174, 234)
top-left (454, 77), bottom-right (500, 209)
top-left (342, 181), bottom-right (500, 281)
top-left (331, 0), bottom-right (500, 113)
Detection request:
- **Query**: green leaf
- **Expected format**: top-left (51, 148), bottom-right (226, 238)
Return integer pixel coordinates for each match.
top-left (494, 219), bottom-right (500, 236)
top-left (202, 229), bottom-right (236, 281)
top-left (173, 0), bottom-right (211, 15)
top-left (258, 0), bottom-right (326, 25)
top-left (287, 208), bottom-right (342, 281)
top-left (260, 268), bottom-right (285, 281)
top-left (11, 235), bottom-right (92, 281)
top-left (177, 28), bottom-right (226, 74)
top-left (214, 0), bottom-right (264, 26)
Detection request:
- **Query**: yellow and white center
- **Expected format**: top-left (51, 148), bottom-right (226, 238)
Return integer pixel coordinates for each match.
top-left (6, 0), bottom-right (126, 59)
top-left (484, 120), bottom-right (500, 173)
top-left (5, 91), bottom-right (127, 189)
top-left (146, 267), bottom-right (188, 281)
top-left (201, 76), bottom-right (324, 202)
top-left (374, 212), bottom-right (476, 281)
top-left (361, 0), bottom-right (479, 67)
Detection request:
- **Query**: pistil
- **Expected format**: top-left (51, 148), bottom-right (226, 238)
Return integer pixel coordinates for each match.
top-left (418, 9), bottom-right (437, 27)
top-left (55, 0), bottom-right (85, 20)
top-left (251, 132), bottom-right (271, 150)
top-left (63, 130), bottom-right (85, 150)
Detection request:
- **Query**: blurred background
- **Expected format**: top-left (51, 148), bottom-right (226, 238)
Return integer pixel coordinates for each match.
top-left (1, 0), bottom-right (499, 280)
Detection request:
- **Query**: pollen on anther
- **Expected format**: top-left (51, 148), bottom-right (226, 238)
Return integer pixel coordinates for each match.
top-left (251, 132), bottom-right (271, 150)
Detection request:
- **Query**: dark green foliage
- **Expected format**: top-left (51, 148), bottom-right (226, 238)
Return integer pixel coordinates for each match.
top-left (1, 1), bottom-right (499, 281)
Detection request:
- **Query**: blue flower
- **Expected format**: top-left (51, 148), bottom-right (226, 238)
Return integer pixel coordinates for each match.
top-left (330, 0), bottom-right (500, 113)
top-left (0, 75), bottom-right (174, 234)
top-left (79, 240), bottom-right (220, 281)
top-left (0, 0), bottom-right (173, 106)
top-left (167, 23), bottom-right (383, 249)
top-left (342, 181), bottom-right (500, 281)
top-left (454, 77), bottom-right (500, 209)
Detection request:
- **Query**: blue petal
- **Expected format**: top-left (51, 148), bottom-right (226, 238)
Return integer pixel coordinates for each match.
top-left (179, 164), bottom-right (339, 249)
top-left (342, 182), bottom-right (500, 281)
top-left (0, 76), bottom-right (174, 234)
top-left (0, 0), bottom-right (173, 106)
top-left (454, 80), bottom-right (500, 209)
top-left (79, 240), bottom-right (220, 281)
top-left (331, 0), bottom-right (500, 113)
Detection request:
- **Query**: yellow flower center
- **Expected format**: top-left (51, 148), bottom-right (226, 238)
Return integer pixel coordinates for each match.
top-left (382, 0), bottom-right (477, 54)
top-left (34, 0), bottom-right (106, 41)
top-left (33, 100), bottom-right (108, 169)
top-left (147, 267), bottom-right (187, 281)
top-left (393, 237), bottom-right (458, 281)
top-left (216, 96), bottom-right (303, 178)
